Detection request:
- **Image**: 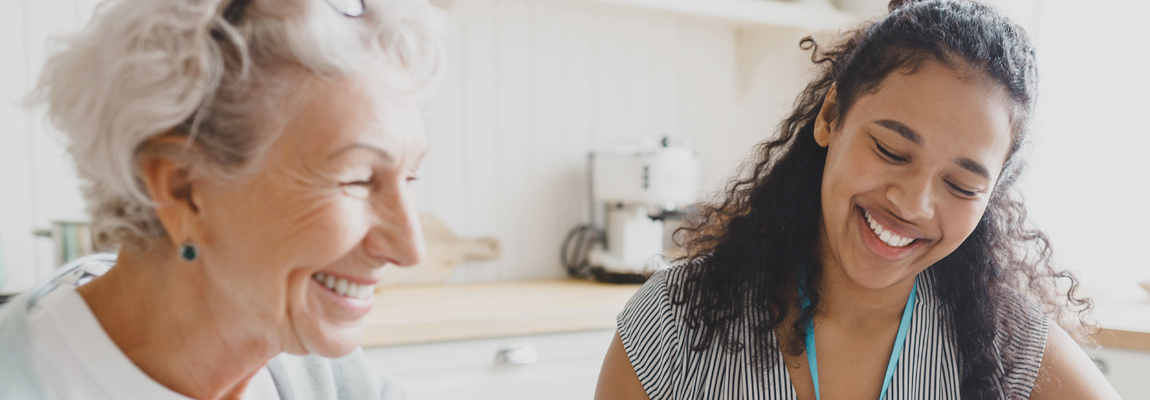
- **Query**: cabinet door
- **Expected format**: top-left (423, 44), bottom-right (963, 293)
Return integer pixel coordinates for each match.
top-left (0, 0), bottom-right (38, 293)
top-left (25, 0), bottom-right (91, 282)
top-left (0, 0), bottom-right (96, 293)
top-left (1094, 347), bottom-right (1150, 398)
top-left (364, 330), bottom-right (615, 400)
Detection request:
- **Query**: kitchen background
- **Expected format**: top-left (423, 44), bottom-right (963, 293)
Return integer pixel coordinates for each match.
top-left (1, 0), bottom-right (1147, 398)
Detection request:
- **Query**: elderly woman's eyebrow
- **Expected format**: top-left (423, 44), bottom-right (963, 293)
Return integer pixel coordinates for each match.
top-left (328, 142), bottom-right (394, 161)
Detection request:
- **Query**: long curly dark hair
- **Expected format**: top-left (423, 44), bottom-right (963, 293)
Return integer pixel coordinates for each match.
top-left (670, 0), bottom-right (1094, 398)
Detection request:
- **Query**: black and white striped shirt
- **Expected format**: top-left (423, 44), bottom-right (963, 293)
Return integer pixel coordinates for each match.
top-left (617, 267), bottom-right (1049, 399)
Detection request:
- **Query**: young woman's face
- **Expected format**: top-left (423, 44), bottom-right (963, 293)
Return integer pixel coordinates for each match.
top-left (814, 61), bottom-right (1014, 290)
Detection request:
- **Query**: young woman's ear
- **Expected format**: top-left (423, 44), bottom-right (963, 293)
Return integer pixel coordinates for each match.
top-left (813, 85), bottom-right (840, 148)
top-left (137, 136), bottom-right (205, 247)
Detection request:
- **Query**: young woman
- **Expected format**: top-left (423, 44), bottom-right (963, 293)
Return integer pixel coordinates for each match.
top-left (595, 0), bottom-right (1119, 399)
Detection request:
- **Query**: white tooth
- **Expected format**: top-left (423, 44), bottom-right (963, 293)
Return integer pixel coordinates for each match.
top-left (879, 231), bottom-right (892, 243)
top-left (869, 217), bottom-right (878, 230)
top-left (324, 275), bottom-right (336, 289)
top-left (357, 286), bottom-right (372, 300)
top-left (349, 283), bottom-right (361, 298)
top-left (336, 278), bottom-right (349, 296)
top-left (901, 238), bottom-right (912, 247)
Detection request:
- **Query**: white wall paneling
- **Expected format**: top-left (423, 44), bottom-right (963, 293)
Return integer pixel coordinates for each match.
top-left (426, 0), bottom-right (818, 282)
top-left (457, 0), bottom-right (502, 281)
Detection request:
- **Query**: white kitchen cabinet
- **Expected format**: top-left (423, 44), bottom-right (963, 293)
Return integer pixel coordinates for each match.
top-left (1093, 347), bottom-right (1150, 398)
top-left (0, 0), bottom-right (36, 294)
top-left (0, 0), bottom-right (99, 294)
top-left (364, 329), bottom-right (615, 400)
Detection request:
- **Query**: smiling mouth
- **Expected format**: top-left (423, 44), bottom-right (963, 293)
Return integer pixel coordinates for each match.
top-left (312, 272), bottom-right (375, 300)
top-left (860, 208), bottom-right (918, 248)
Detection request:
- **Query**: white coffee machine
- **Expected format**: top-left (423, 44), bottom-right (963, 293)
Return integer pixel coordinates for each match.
top-left (562, 138), bottom-right (700, 283)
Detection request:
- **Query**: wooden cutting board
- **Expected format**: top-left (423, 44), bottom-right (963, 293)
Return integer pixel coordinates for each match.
top-left (378, 214), bottom-right (500, 286)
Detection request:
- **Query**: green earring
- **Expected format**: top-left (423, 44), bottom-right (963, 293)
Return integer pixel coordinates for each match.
top-left (180, 242), bottom-right (199, 262)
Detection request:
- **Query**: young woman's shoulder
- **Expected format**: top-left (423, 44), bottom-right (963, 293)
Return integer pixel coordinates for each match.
top-left (990, 291), bottom-right (1051, 398)
top-left (617, 266), bottom-right (689, 357)
top-left (991, 289), bottom-right (1119, 399)
top-left (614, 263), bottom-right (773, 400)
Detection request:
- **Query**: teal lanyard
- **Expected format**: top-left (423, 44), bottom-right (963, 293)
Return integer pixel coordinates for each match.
top-left (801, 280), bottom-right (917, 400)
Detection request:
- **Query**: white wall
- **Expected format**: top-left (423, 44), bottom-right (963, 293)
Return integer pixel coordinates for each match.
top-left (0, 0), bottom-right (815, 290)
top-left (1023, 0), bottom-right (1150, 293)
top-left (423, 0), bottom-right (811, 282)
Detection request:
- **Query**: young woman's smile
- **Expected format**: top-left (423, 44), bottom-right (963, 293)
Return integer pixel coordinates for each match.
top-left (855, 205), bottom-right (931, 262)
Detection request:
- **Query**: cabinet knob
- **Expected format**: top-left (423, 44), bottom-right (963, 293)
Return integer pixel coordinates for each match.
top-left (495, 345), bottom-right (539, 365)
top-left (1092, 357), bottom-right (1109, 375)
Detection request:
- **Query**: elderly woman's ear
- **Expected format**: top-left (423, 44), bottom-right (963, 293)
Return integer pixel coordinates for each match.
top-left (138, 135), bottom-right (206, 250)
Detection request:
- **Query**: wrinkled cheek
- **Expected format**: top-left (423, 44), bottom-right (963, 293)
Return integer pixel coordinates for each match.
top-left (284, 199), bottom-right (372, 267)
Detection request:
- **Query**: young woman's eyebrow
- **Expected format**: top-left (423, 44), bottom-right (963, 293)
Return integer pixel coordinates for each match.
top-left (954, 157), bottom-right (991, 180)
top-left (874, 119), bottom-right (991, 180)
top-left (874, 119), bottom-right (923, 146)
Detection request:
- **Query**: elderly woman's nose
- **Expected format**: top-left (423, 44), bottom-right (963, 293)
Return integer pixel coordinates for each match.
top-left (364, 190), bottom-right (425, 267)
top-left (887, 173), bottom-right (935, 222)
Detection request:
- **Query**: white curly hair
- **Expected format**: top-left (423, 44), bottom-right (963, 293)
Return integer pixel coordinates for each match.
top-left (32, 0), bottom-right (446, 250)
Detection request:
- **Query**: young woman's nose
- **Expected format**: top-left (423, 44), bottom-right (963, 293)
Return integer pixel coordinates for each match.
top-left (364, 186), bottom-right (425, 268)
top-left (887, 173), bottom-right (935, 222)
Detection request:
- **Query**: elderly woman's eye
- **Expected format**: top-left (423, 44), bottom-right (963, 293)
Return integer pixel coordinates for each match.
top-left (338, 175), bottom-right (376, 198)
top-left (341, 174), bottom-right (377, 187)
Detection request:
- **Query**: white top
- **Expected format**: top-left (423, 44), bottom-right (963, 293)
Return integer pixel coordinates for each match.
top-left (24, 285), bottom-right (281, 400)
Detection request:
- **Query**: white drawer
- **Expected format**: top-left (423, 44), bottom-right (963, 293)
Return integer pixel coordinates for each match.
top-left (1093, 347), bottom-right (1150, 398)
top-left (365, 329), bottom-right (615, 400)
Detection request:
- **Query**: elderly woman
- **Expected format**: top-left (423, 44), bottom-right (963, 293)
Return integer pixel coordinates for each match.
top-left (0, 0), bottom-right (443, 398)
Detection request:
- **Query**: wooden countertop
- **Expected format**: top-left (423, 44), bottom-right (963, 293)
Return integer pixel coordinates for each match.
top-left (1092, 295), bottom-right (1150, 352)
top-left (362, 279), bottom-right (1150, 352)
top-left (362, 279), bottom-right (641, 347)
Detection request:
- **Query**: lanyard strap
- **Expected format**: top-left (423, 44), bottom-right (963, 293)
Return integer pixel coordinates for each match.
top-left (802, 280), bottom-right (917, 400)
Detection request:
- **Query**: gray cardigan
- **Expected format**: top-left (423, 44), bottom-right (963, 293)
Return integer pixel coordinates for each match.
top-left (0, 254), bottom-right (395, 400)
